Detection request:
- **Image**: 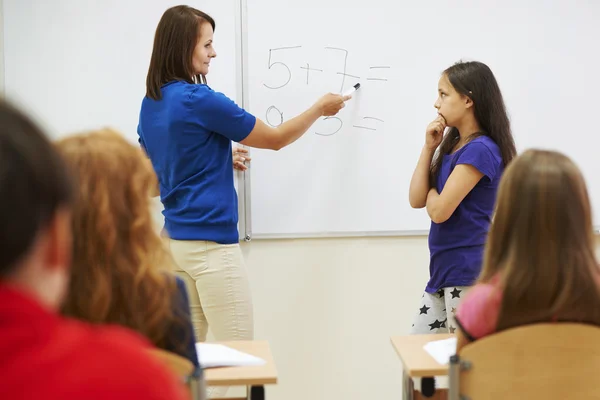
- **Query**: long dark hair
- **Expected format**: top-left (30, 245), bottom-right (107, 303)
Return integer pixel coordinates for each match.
top-left (430, 61), bottom-right (516, 187)
top-left (146, 5), bottom-right (215, 100)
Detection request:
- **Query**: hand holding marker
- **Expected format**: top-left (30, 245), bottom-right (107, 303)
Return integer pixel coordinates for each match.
top-left (342, 83), bottom-right (361, 98)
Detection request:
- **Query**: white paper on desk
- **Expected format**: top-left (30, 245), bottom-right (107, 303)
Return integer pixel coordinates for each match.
top-left (423, 337), bottom-right (457, 365)
top-left (196, 343), bottom-right (266, 369)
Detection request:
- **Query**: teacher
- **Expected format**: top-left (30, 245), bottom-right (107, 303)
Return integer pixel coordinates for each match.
top-left (138, 3), bottom-right (348, 365)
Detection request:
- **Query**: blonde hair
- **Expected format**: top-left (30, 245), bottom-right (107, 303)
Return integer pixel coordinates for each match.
top-left (479, 149), bottom-right (600, 331)
top-left (56, 128), bottom-right (181, 349)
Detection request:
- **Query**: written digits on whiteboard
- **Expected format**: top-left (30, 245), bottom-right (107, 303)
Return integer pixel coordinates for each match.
top-left (259, 45), bottom-right (391, 137)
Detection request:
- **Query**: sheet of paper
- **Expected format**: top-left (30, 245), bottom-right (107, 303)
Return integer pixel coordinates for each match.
top-left (196, 343), bottom-right (266, 369)
top-left (423, 337), bottom-right (457, 365)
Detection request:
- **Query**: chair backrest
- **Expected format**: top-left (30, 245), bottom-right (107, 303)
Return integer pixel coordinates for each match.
top-left (147, 348), bottom-right (207, 400)
top-left (147, 348), bottom-right (195, 378)
top-left (452, 323), bottom-right (600, 399)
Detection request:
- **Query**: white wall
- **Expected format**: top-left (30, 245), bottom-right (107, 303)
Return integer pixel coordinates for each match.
top-left (241, 236), bottom-right (427, 400)
top-left (237, 235), bottom-right (600, 400)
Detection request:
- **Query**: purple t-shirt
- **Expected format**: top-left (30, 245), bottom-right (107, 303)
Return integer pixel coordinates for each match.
top-left (426, 136), bottom-right (503, 294)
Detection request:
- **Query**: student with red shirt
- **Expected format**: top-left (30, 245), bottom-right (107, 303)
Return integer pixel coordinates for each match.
top-left (455, 150), bottom-right (600, 351)
top-left (0, 100), bottom-right (187, 400)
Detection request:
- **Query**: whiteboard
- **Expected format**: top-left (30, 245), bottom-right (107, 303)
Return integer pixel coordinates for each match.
top-left (245, 0), bottom-right (600, 238)
top-left (4, 0), bottom-right (248, 236)
top-left (3, 0), bottom-right (240, 141)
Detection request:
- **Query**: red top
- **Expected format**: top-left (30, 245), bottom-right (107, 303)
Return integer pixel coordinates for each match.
top-left (0, 284), bottom-right (187, 400)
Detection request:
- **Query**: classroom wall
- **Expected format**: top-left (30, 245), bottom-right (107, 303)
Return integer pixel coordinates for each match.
top-left (239, 235), bottom-right (600, 400)
top-left (4, 3), bottom-right (598, 399)
top-left (4, 6), bottom-right (596, 394)
top-left (240, 236), bottom-right (427, 400)
top-left (149, 196), bottom-right (600, 399)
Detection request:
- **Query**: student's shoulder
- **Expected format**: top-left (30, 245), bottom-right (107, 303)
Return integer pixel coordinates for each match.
top-left (457, 281), bottom-right (503, 321)
top-left (462, 282), bottom-right (500, 304)
top-left (465, 135), bottom-right (501, 156)
top-left (81, 321), bottom-right (151, 349)
top-left (456, 282), bottom-right (503, 340)
top-left (80, 323), bottom-right (170, 365)
top-left (64, 322), bottom-right (185, 398)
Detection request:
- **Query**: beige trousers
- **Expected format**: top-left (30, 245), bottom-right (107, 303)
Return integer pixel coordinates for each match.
top-left (165, 239), bottom-right (254, 398)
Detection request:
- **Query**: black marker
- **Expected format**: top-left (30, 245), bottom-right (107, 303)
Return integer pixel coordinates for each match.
top-left (342, 83), bottom-right (361, 97)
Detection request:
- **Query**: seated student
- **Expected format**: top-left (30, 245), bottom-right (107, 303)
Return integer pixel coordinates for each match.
top-left (56, 129), bottom-right (200, 373)
top-left (0, 101), bottom-right (187, 399)
top-left (455, 149), bottom-right (600, 351)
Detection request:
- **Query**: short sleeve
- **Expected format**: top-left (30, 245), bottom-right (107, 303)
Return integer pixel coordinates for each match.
top-left (456, 141), bottom-right (500, 180)
top-left (455, 283), bottom-right (502, 341)
top-left (137, 125), bottom-right (148, 153)
top-left (191, 87), bottom-right (256, 143)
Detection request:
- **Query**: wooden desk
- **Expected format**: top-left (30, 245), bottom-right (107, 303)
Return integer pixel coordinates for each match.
top-left (203, 341), bottom-right (277, 400)
top-left (391, 334), bottom-right (453, 400)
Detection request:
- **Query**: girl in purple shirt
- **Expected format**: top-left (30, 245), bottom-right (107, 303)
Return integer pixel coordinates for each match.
top-left (408, 61), bottom-right (517, 335)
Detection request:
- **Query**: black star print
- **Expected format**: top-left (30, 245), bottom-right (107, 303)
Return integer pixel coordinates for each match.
top-left (429, 319), bottom-right (443, 330)
top-left (440, 318), bottom-right (447, 328)
top-left (419, 305), bottom-right (430, 315)
top-left (437, 289), bottom-right (445, 298)
top-left (450, 288), bottom-right (462, 298)
top-left (449, 326), bottom-right (456, 334)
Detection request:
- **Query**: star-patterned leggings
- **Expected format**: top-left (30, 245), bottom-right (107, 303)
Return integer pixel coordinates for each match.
top-left (410, 286), bottom-right (468, 334)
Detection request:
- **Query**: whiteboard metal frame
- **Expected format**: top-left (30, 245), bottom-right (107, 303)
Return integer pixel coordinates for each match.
top-left (235, 0), bottom-right (252, 242)
top-left (250, 228), bottom-right (600, 240)
top-left (251, 230), bottom-right (430, 239)
top-left (0, 0), bottom-right (5, 95)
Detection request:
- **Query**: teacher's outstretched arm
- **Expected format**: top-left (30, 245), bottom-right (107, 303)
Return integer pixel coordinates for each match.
top-left (241, 93), bottom-right (350, 151)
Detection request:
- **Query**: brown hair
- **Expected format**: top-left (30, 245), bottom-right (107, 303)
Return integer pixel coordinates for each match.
top-left (0, 100), bottom-right (73, 276)
top-left (56, 129), bottom-right (182, 349)
top-left (479, 149), bottom-right (600, 331)
top-left (146, 5), bottom-right (215, 100)
top-left (430, 61), bottom-right (516, 187)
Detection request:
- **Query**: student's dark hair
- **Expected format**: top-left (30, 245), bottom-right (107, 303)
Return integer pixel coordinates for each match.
top-left (429, 61), bottom-right (517, 187)
top-left (0, 100), bottom-right (73, 276)
top-left (146, 5), bottom-right (216, 100)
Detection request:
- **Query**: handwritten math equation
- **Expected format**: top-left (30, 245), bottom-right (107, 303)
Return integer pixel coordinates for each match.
top-left (260, 46), bottom-right (390, 137)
